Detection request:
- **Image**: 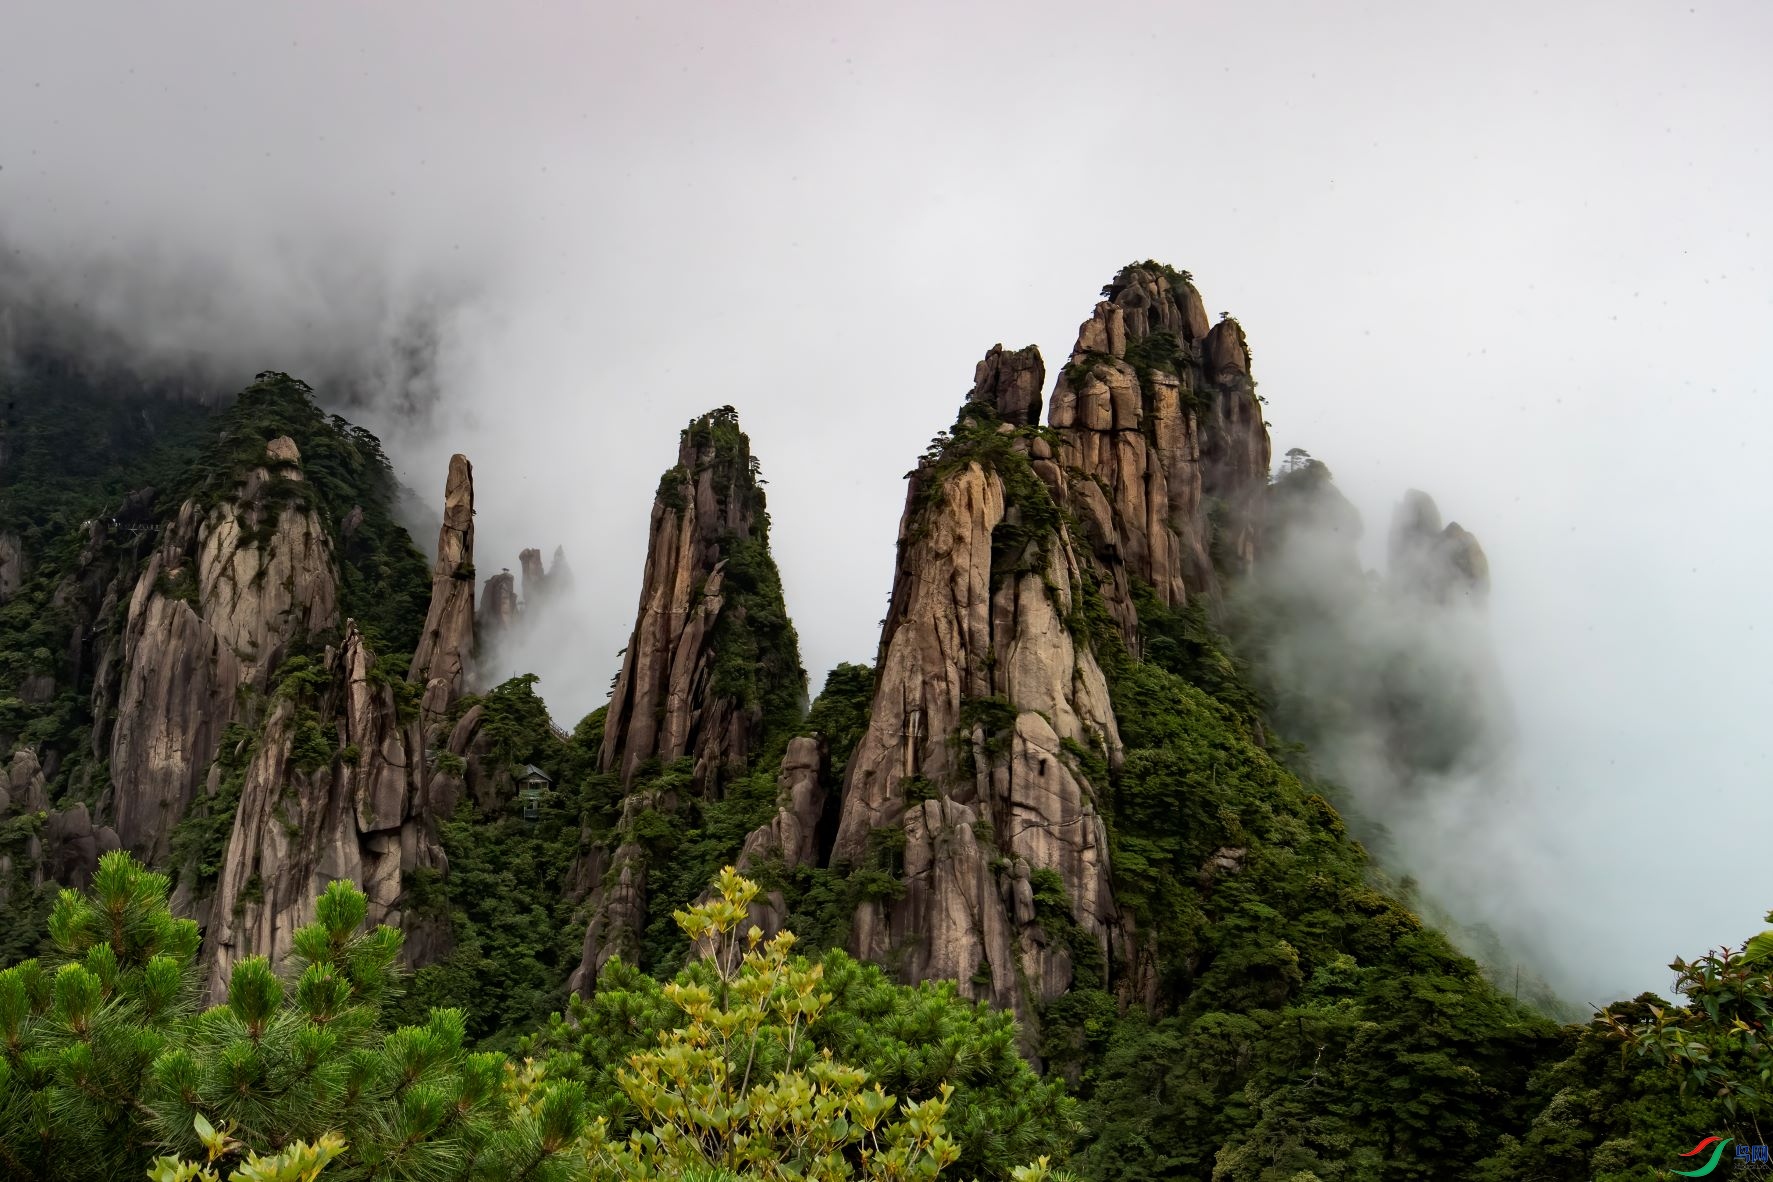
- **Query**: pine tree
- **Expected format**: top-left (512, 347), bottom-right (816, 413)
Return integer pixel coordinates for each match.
top-left (0, 851), bottom-right (587, 1181)
top-left (1, 854), bottom-right (1065, 1182)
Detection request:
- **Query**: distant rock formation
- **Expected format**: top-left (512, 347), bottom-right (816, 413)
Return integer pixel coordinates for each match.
top-left (477, 569), bottom-right (518, 653)
top-left (1390, 488), bottom-right (1491, 602)
top-left (475, 545), bottom-right (570, 679)
top-left (409, 454), bottom-right (476, 719)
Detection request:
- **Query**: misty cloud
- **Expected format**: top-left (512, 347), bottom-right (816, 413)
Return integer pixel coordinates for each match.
top-left (1242, 460), bottom-right (1577, 1000)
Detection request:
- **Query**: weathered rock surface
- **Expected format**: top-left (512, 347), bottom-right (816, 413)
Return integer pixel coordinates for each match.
top-left (973, 344), bottom-right (1046, 427)
top-left (599, 411), bottom-right (776, 791)
top-left (409, 454), bottom-right (476, 719)
top-left (830, 345), bottom-right (1124, 1035)
top-left (685, 735), bottom-right (829, 955)
top-left (566, 841), bottom-right (646, 993)
top-left (477, 569), bottom-right (518, 652)
top-left (1049, 264), bottom-right (1271, 641)
top-left (200, 621), bottom-right (444, 999)
top-left (109, 440), bottom-right (340, 860)
top-left (6, 748), bottom-right (49, 814)
top-left (198, 444), bottom-right (339, 686)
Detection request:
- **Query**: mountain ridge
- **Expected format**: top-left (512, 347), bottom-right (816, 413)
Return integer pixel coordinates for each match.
top-left (0, 264), bottom-right (1735, 1177)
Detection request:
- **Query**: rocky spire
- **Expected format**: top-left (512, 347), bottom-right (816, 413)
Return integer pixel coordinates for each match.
top-left (408, 454), bottom-right (476, 720)
top-left (598, 407), bottom-right (802, 792)
top-left (571, 409), bottom-right (804, 992)
top-left (1389, 489), bottom-right (1490, 602)
top-left (1049, 263), bottom-right (1271, 642)
top-left (519, 547), bottom-right (549, 609)
top-left (477, 569), bottom-right (518, 653)
top-left (199, 449), bottom-right (479, 995)
top-left (827, 344), bottom-right (1124, 1037)
top-left (971, 342), bottom-right (1046, 426)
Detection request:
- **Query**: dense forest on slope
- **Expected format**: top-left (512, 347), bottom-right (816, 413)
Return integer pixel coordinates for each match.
top-left (0, 266), bottom-right (1759, 1180)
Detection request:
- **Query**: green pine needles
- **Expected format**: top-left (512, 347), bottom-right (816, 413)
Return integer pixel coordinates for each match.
top-left (0, 852), bottom-right (587, 1182)
top-left (0, 854), bottom-right (1073, 1182)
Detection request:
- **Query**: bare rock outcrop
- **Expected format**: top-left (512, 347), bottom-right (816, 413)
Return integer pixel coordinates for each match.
top-left (201, 622), bottom-right (443, 998)
top-left (109, 439), bottom-right (340, 860)
top-left (830, 346), bottom-right (1124, 1035)
top-left (477, 570), bottom-right (518, 653)
top-left (5, 748), bottom-right (49, 814)
top-left (198, 442), bottom-right (339, 685)
top-left (1049, 264), bottom-right (1271, 641)
top-left (599, 408), bottom-right (795, 792)
top-left (973, 344), bottom-right (1046, 427)
top-left (574, 408), bottom-right (805, 991)
top-left (409, 454), bottom-right (476, 720)
top-left (566, 841), bottom-right (647, 994)
top-left (683, 735), bottom-right (829, 957)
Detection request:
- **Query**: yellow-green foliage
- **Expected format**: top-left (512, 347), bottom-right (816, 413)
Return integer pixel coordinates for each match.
top-left (0, 854), bottom-right (1066, 1182)
top-left (577, 866), bottom-right (965, 1182)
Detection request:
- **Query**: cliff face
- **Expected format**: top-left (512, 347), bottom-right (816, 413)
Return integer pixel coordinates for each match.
top-left (598, 408), bottom-right (802, 792)
top-left (477, 569), bottom-right (518, 651)
top-left (108, 438), bottom-right (339, 861)
top-left (200, 452), bottom-right (476, 995)
top-left (1050, 263), bottom-right (1270, 645)
top-left (824, 345), bottom-right (1125, 1030)
top-left (409, 454), bottom-right (476, 719)
top-left (198, 621), bottom-right (445, 998)
top-left (571, 408), bottom-right (805, 991)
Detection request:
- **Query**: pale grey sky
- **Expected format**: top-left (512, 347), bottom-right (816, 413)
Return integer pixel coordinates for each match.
top-left (2, 0), bottom-right (1768, 1001)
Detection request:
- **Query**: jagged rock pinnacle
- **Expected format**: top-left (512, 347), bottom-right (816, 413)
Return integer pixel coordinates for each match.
top-left (969, 343), bottom-right (1046, 426)
top-left (1390, 489), bottom-right (1490, 601)
top-left (598, 407), bottom-right (799, 791)
top-left (408, 454), bottom-right (476, 718)
top-left (1049, 262), bottom-right (1271, 637)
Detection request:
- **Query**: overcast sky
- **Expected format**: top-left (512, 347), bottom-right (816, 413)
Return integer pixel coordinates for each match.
top-left (2, 1), bottom-right (1768, 1001)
